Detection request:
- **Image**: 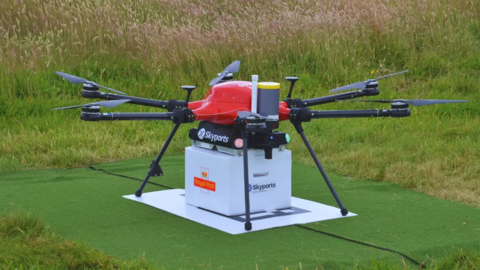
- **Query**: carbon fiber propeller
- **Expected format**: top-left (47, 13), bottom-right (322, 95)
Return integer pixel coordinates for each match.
top-left (55, 71), bottom-right (127, 95)
top-left (209, 61), bottom-right (241, 86)
top-left (329, 70), bottom-right (409, 93)
top-left (52, 99), bottom-right (131, 110)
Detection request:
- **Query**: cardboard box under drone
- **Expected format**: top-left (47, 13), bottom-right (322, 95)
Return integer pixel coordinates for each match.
top-left (185, 146), bottom-right (292, 216)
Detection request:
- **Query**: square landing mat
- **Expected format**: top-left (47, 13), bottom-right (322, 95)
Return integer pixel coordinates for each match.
top-left (124, 189), bottom-right (357, 234)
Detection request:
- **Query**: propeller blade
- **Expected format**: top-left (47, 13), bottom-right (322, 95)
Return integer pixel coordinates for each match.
top-left (338, 99), bottom-right (468, 106)
top-left (225, 60), bottom-right (241, 73)
top-left (209, 60), bottom-right (241, 86)
top-left (55, 71), bottom-right (88, 84)
top-left (374, 70), bottom-right (409, 81)
top-left (329, 81), bottom-right (369, 93)
top-left (52, 99), bottom-right (131, 110)
top-left (329, 70), bottom-right (409, 93)
top-left (55, 71), bottom-right (127, 95)
top-left (209, 71), bottom-right (228, 86)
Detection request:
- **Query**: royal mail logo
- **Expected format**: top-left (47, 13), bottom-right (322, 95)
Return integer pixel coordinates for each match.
top-left (201, 167), bottom-right (209, 179)
top-left (194, 177), bottom-right (216, 192)
top-left (196, 167), bottom-right (214, 192)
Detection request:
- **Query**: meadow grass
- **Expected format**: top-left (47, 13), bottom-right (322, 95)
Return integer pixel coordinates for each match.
top-left (0, 0), bottom-right (479, 209)
top-left (0, 211), bottom-right (478, 269)
top-left (356, 250), bottom-right (480, 270)
top-left (0, 211), bottom-right (157, 269)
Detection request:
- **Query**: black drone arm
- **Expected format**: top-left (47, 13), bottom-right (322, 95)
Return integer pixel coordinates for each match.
top-left (289, 107), bottom-right (410, 122)
top-left (80, 108), bottom-right (195, 123)
top-left (310, 108), bottom-right (410, 118)
top-left (302, 88), bottom-right (379, 107)
top-left (286, 89), bottom-right (379, 108)
top-left (82, 91), bottom-right (185, 111)
top-left (81, 112), bottom-right (172, 121)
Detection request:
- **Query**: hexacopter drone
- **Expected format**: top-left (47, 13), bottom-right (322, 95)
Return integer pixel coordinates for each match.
top-left (54, 61), bottom-right (467, 231)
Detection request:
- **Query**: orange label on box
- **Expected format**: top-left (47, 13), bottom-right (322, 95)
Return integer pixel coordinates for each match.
top-left (194, 177), bottom-right (216, 192)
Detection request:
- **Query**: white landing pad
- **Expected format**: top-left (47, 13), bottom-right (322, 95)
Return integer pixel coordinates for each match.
top-left (123, 189), bottom-right (357, 235)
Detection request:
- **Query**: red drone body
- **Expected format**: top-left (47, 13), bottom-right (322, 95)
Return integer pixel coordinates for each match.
top-left (188, 81), bottom-right (290, 125)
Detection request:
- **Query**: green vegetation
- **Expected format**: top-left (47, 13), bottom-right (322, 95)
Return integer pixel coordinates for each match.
top-left (0, 0), bottom-right (479, 267)
top-left (361, 250), bottom-right (480, 270)
top-left (1, 156), bottom-right (479, 269)
top-left (1, 0), bottom-right (479, 207)
top-left (0, 211), bottom-right (155, 269)
top-left (1, 210), bottom-right (478, 270)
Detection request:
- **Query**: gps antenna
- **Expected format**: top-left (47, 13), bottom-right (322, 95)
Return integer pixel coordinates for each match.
top-left (285, 77), bottom-right (299, 99)
top-left (181, 85), bottom-right (196, 107)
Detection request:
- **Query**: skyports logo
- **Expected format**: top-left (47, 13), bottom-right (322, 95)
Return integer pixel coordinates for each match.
top-left (249, 183), bottom-right (276, 193)
top-left (197, 128), bottom-right (229, 143)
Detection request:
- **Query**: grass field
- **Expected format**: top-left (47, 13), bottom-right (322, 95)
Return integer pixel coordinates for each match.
top-left (1, 0), bottom-right (479, 268)
top-left (1, 0), bottom-right (479, 208)
top-left (1, 0), bottom-right (480, 206)
top-left (1, 156), bottom-right (479, 269)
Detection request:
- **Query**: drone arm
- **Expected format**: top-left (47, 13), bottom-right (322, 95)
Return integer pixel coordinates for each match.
top-left (301, 89), bottom-right (379, 107)
top-left (81, 108), bottom-right (196, 123)
top-left (287, 108), bottom-right (410, 122)
top-left (82, 90), bottom-right (189, 111)
top-left (310, 109), bottom-right (410, 119)
top-left (104, 112), bottom-right (173, 121)
top-left (81, 112), bottom-right (173, 121)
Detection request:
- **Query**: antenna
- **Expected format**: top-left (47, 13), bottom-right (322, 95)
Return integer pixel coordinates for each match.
top-left (251, 75), bottom-right (258, 113)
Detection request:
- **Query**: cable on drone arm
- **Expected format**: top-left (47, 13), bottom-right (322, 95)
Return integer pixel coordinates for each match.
top-left (283, 77), bottom-right (380, 108)
top-left (81, 89), bottom-right (183, 111)
top-left (301, 88), bottom-right (379, 107)
top-left (106, 93), bottom-right (173, 110)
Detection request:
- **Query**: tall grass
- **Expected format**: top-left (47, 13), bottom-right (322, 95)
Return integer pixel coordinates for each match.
top-left (355, 249), bottom-right (480, 269)
top-left (1, 0), bottom-right (479, 205)
top-left (0, 211), bottom-right (157, 269)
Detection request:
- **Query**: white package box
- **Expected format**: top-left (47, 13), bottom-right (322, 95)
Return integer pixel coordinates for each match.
top-left (185, 146), bottom-right (291, 216)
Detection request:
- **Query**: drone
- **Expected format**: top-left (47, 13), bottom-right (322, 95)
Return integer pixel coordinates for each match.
top-left (54, 61), bottom-right (467, 231)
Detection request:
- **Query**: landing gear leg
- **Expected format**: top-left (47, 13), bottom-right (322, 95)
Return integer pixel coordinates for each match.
top-left (291, 122), bottom-right (348, 216)
top-left (241, 129), bottom-right (252, 230)
top-left (135, 124), bottom-right (181, 197)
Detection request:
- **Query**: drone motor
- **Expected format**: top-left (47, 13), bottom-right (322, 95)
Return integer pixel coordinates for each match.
top-left (81, 83), bottom-right (100, 99)
top-left (363, 81), bottom-right (380, 96)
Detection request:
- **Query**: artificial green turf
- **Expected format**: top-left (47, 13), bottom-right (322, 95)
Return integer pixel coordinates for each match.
top-left (1, 155), bottom-right (479, 269)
